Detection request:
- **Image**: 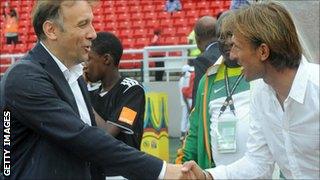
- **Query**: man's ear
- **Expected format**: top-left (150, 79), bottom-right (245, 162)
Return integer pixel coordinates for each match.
top-left (259, 43), bottom-right (270, 62)
top-left (43, 20), bottom-right (58, 40)
top-left (103, 54), bottom-right (113, 65)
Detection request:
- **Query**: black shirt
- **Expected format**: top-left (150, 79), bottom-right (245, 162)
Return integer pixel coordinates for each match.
top-left (89, 77), bottom-right (145, 150)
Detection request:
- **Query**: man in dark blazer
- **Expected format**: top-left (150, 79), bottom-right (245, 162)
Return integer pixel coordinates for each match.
top-left (0, 1), bottom-right (183, 179)
top-left (192, 16), bottom-right (221, 109)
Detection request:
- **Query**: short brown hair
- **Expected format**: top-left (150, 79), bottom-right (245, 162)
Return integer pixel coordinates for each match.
top-left (32, 0), bottom-right (97, 40)
top-left (232, 2), bottom-right (302, 70)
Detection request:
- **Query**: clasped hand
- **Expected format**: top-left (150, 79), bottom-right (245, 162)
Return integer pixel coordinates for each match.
top-left (164, 161), bottom-right (213, 179)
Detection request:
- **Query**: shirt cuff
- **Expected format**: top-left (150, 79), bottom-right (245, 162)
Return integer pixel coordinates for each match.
top-left (158, 161), bottom-right (166, 179)
top-left (206, 165), bottom-right (227, 179)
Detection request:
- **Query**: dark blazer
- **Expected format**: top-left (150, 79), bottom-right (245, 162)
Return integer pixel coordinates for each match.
top-left (0, 43), bottom-right (162, 179)
top-left (192, 42), bottom-right (221, 108)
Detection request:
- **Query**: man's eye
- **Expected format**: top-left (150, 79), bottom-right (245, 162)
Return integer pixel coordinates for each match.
top-left (78, 21), bottom-right (88, 27)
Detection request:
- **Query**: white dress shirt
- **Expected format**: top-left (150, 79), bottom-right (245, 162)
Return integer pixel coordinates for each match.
top-left (208, 58), bottom-right (319, 179)
top-left (40, 42), bottom-right (91, 126)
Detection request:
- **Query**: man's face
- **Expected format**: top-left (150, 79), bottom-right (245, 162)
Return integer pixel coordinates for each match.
top-left (83, 50), bottom-right (106, 83)
top-left (218, 30), bottom-right (233, 61)
top-left (56, 1), bottom-right (97, 65)
top-left (230, 34), bottom-right (265, 81)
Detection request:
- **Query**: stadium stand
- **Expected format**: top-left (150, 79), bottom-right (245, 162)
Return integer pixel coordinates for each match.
top-left (0, 0), bottom-right (230, 76)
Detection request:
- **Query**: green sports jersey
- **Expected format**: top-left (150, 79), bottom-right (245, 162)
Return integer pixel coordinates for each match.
top-left (177, 58), bottom-right (250, 169)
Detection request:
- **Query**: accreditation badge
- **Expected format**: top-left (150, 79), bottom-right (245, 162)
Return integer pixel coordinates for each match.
top-left (216, 114), bottom-right (238, 153)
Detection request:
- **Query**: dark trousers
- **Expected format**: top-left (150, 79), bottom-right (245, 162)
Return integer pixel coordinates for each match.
top-left (155, 61), bottom-right (164, 81)
top-left (6, 35), bottom-right (18, 44)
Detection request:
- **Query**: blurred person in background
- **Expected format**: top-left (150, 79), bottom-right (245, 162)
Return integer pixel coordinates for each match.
top-left (229, 0), bottom-right (250, 10)
top-left (165, 0), bottom-right (182, 14)
top-left (150, 29), bottom-right (165, 81)
top-left (182, 2), bottom-right (319, 179)
top-left (191, 16), bottom-right (221, 109)
top-left (3, 7), bottom-right (19, 44)
top-left (178, 64), bottom-right (194, 141)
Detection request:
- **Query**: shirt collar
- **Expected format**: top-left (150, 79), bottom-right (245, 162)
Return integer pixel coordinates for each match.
top-left (40, 41), bottom-right (83, 83)
top-left (288, 56), bottom-right (309, 104)
top-left (205, 42), bottom-right (215, 52)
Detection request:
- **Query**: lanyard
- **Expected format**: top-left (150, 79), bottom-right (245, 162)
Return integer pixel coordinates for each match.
top-left (218, 66), bottom-right (244, 117)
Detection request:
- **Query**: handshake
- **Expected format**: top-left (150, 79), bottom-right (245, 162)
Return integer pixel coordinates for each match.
top-left (164, 161), bottom-right (213, 179)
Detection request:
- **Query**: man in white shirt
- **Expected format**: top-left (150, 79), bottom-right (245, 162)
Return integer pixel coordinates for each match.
top-left (0, 1), bottom-right (184, 179)
top-left (182, 2), bottom-right (319, 179)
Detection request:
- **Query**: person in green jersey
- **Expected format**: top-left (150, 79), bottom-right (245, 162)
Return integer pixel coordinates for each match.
top-left (176, 10), bottom-right (251, 169)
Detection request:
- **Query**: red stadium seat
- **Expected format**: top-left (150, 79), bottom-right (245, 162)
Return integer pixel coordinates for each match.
top-left (120, 29), bottom-right (133, 38)
top-left (155, 5), bottom-right (165, 12)
top-left (196, 1), bottom-right (209, 10)
top-left (102, 1), bottom-right (114, 8)
top-left (142, 5), bottom-right (154, 12)
top-left (104, 6), bottom-right (115, 15)
top-left (133, 29), bottom-right (148, 38)
top-left (2, 44), bottom-right (14, 54)
top-left (177, 27), bottom-right (190, 36)
top-left (129, 6), bottom-right (142, 14)
top-left (162, 27), bottom-right (176, 37)
top-left (157, 12), bottom-right (170, 19)
top-left (144, 12), bottom-right (157, 20)
top-left (127, 1), bottom-right (139, 6)
top-left (210, 1), bottom-right (224, 8)
top-left (173, 18), bottom-right (187, 27)
top-left (93, 15), bottom-right (104, 23)
top-left (21, 0), bottom-right (33, 7)
top-left (117, 13), bottom-right (130, 21)
top-left (0, 66), bottom-right (9, 75)
top-left (183, 2), bottom-right (195, 11)
top-left (19, 20), bottom-right (30, 28)
top-left (135, 38), bottom-right (149, 48)
top-left (19, 35), bottom-right (28, 44)
top-left (160, 19), bottom-right (173, 27)
top-left (116, 6), bottom-right (129, 14)
top-left (28, 35), bottom-right (37, 43)
top-left (19, 13), bottom-right (29, 20)
top-left (118, 21), bottom-right (131, 29)
top-left (27, 43), bottom-right (36, 50)
top-left (171, 11), bottom-right (185, 19)
top-left (199, 9), bottom-right (213, 16)
top-left (164, 37), bottom-right (178, 45)
top-left (114, 1), bottom-right (127, 7)
top-left (179, 37), bottom-right (188, 44)
top-left (104, 21), bottom-right (118, 30)
top-left (131, 20), bottom-right (145, 29)
top-left (14, 44), bottom-right (27, 53)
top-left (0, 58), bottom-right (12, 65)
top-left (93, 7), bottom-right (103, 15)
top-left (122, 39), bottom-right (134, 49)
top-left (94, 23), bottom-right (105, 32)
top-left (105, 14), bottom-right (117, 22)
top-left (131, 13), bottom-right (143, 21)
top-left (146, 20), bottom-right (160, 28)
top-left (153, 1), bottom-right (164, 6)
top-left (185, 10), bottom-right (199, 18)
top-left (140, 1), bottom-right (152, 6)
top-left (188, 17), bottom-right (199, 27)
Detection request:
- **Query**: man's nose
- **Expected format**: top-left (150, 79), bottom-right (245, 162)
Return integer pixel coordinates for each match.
top-left (87, 24), bottom-right (97, 40)
top-left (229, 47), bottom-right (237, 61)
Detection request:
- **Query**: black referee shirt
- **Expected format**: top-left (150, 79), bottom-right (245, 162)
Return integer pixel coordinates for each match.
top-left (89, 77), bottom-right (145, 150)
